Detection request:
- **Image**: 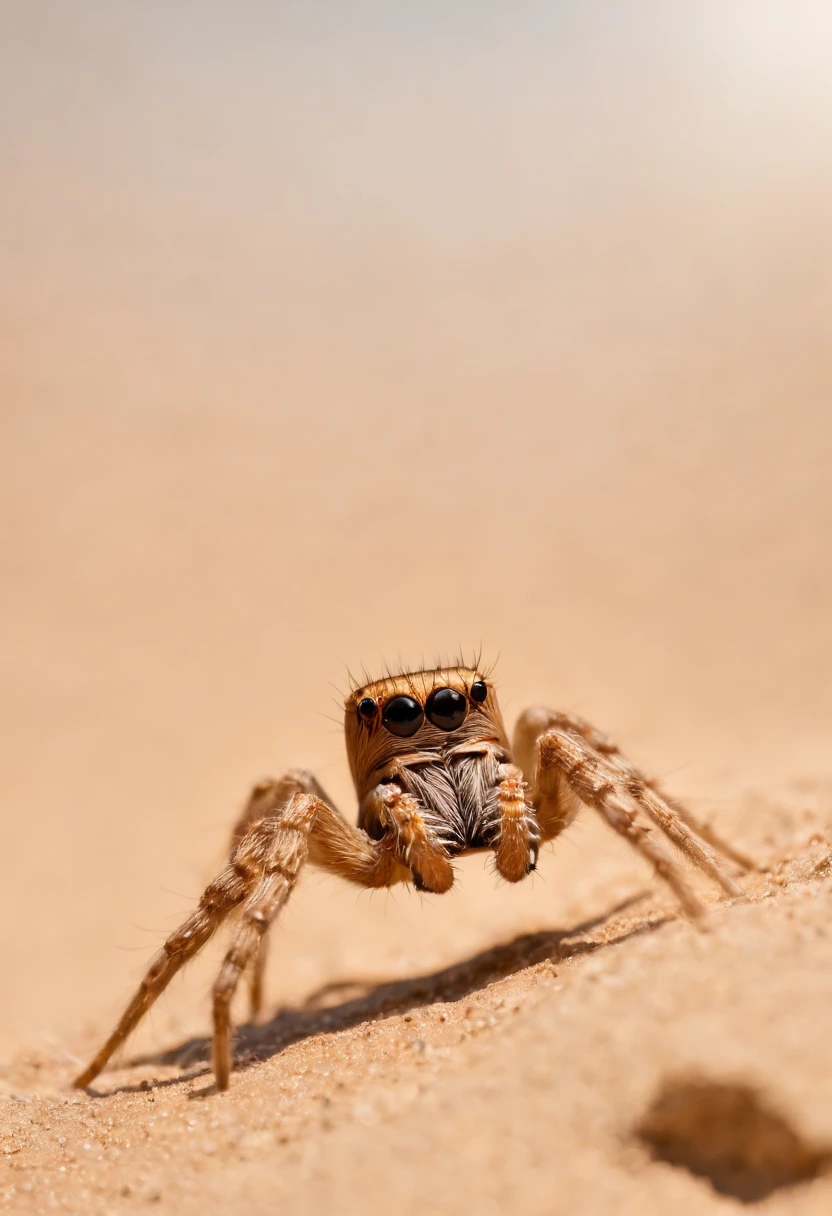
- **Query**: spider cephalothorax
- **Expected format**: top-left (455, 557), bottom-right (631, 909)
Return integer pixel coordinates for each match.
top-left (75, 659), bottom-right (751, 1092)
top-left (345, 667), bottom-right (536, 886)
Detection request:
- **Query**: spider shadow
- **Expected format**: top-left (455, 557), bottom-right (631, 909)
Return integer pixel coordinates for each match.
top-left (93, 891), bottom-right (666, 1099)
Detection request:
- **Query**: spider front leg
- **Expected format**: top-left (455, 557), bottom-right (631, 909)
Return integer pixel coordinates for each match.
top-left (514, 708), bottom-right (748, 919)
top-left (227, 769), bottom-right (440, 1019)
top-left (210, 794), bottom-right (313, 1089)
top-left (75, 773), bottom-right (450, 1091)
top-left (74, 782), bottom-right (420, 1091)
top-left (228, 770), bottom-right (338, 1020)
top-left (73, 796), bottom-right (317, 1092)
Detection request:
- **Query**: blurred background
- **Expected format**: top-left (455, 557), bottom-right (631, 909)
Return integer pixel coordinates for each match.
top-left (1, 2), bottom-right (831, 1055)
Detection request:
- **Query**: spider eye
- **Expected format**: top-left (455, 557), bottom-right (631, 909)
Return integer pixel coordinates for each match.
top-left (381, 695), bottom-right (424, 738)
top-left (357, 697), bottom-right (378, 722)
top-left (425, 687), bottom-right (468, 731)
top-left (470, 680), bottom-right (488, 704)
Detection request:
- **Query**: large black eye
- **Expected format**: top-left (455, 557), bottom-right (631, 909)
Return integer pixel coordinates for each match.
top-left (470, 680), bottom-right (488, 704)
top-left (382, 695), bottom-right (424, 737)
top-left (357, 697), bottom-right (377, 722)
top-left (425, 687), bottom-right (467, 731)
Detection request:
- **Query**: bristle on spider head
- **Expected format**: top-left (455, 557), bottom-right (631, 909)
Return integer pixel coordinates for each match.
top-left (341, 648), bottom-right (496, 704)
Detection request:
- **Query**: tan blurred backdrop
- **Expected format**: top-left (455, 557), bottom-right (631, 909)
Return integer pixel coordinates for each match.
top-left (1, 2), bottom-right (831, 1054)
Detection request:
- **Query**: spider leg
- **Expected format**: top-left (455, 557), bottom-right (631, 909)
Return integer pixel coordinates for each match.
top-left (73, 855), bottom-right (251, 1089)
top-left (211, 792), bottom-right (314, 1089)
top-left (74, 804), bottom-right (317, 1092)
top-left (515, 708), bottom-right (746, 918)
top-left (212, 781), bottom-right (455, 1085)
top-left (537, 728), bottom-right (708, 918)
top-left (229, 771), bottom-right (340, 1020)
top-left (75, 781), bottom-right (436, 1091)
top-left (534, 711), bottom-right (754, 873)
top-left (362, 781), bottom-right (454, 893)
top-left (649, 792), bottom-right (755, 873)
top-left (248, 939), bottom-right (268, 1021)
top-left (493, 762), bottom-right (539, 883)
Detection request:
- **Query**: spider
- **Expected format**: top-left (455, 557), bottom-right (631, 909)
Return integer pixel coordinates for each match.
top-left (75, 662), bottom-right (750, 1092)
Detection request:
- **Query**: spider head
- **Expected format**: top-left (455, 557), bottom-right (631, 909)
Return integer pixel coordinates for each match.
top-left (344, 663), bottom-right (509, 797)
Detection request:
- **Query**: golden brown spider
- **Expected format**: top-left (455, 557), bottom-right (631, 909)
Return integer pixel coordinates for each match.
top-left (75, 663), bottom-right (750, 1092)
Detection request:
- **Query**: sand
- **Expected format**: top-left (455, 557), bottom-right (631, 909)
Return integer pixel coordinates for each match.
top-left (2, 5), bottom-right (832, 1213)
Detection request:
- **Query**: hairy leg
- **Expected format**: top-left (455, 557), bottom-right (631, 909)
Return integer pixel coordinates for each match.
top-left (211, 792), bottom-right (313, 1089)
top-left (515, 707), bottom-right (747, 917)
top-left (229, 771), bottom-right (340, 1019)
top-left (74, 818), bottom-right (273, 1090)
top-left (75, 782), bottom-right (430, 1091)
top-left (360, 780), bottom-right (454, 893)
top-left (526, 710), bottom-right (753, 872)
top-left (493, 762), bottom-right (539, 883)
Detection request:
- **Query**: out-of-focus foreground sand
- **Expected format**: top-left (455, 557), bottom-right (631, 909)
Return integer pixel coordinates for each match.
top-left (2, 5), bottom-right (832, 1213)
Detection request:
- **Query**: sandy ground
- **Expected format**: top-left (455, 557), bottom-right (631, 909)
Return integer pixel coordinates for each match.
top-left (3, 5), bottom-right (832, 1214)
